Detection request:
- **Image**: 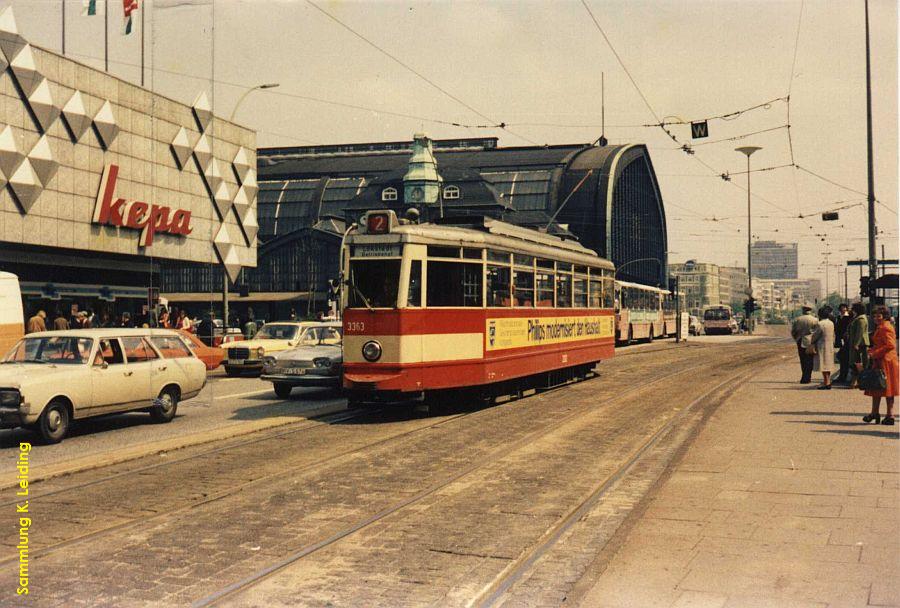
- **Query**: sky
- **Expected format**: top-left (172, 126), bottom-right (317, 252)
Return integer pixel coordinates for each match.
top-left (7, 0), bottom-right (899, 296)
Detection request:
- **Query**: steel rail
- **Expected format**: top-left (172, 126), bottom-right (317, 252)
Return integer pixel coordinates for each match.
top-left (190, 355), bottom-right (726, 608)
top-left (473, 363), bottom-right (765, 608)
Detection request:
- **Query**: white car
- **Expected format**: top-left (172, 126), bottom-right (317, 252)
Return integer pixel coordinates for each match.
top-left (0, 329), bottom-right (207, 443)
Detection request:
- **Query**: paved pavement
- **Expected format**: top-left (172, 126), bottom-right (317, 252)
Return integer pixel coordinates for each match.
top-left (579, 354), bottom-right (899, 607)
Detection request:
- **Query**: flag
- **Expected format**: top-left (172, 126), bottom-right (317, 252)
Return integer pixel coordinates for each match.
top-left (122, 0), bottom-right (139, 35)
top-left (82, 0), bottom-right (105, 16)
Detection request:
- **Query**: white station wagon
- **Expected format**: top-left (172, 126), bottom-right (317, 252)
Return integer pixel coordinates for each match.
top-left (0, 328), bottom-right (207, 443)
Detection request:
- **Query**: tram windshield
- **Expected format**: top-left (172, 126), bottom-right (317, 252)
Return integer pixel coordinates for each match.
top-left (348, 260), bottom-right (400, 308)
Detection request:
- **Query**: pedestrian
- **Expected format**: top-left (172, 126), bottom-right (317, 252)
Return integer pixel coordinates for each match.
top-left (812, 306), bottom-right (835, 390)
top-left (120, 312), bottom-right (134, 328)
top-left (862, 305), bottom-right (899, 425)
top-left (81, 311), bottom-right (92, 329)
top-left (99, 312), bottom-right (112, 328)
top-left (53, 309), bottom-right (69, 330)
top-left (289, 307), bottom-right (297, 321)
top-left (177, 309), bottom-right (192, 332)
top-left (847, 302), bottom-right (869, 389)
top-left (26, 310), bottom-right (46, 334)
top-left (834, 303), bottom-right (852, 383)
top-left (790, 305), bottom-right (819, 384)
top-left (159, 307), bottom-right (170, 329)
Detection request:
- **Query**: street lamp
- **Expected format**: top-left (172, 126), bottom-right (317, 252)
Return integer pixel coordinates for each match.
top-left (222, 83), bottom-right (279, 327)
top-left (736, 145), bottom-right (762, 333)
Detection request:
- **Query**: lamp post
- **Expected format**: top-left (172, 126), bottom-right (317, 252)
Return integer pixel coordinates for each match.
top-left (736, 146), bottom-right (762, 333)
top-left (221, 83), bottom-right (279, 326)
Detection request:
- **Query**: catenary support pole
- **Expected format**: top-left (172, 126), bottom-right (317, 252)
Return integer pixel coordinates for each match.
top-left (865, 0), bottom-right (877, 306)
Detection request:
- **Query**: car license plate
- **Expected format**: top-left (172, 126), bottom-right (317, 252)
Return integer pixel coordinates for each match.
top-left (228, 359), bottom-right (243, 365)
top-left (284, 368), bottom-right (306, 375)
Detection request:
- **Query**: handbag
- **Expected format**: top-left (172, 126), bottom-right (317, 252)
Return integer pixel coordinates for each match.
top-left (858, 366), bottom-right (887, 391)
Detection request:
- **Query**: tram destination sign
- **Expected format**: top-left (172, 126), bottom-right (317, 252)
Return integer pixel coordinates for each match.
top-left (353, 244), bottom-right (401, 258)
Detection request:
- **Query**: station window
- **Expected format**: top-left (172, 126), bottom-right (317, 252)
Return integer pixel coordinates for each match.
top-left (513, 269), bottom-right (534, 307)
top-left (408, 260), bottom-right (422, 307)
top-left (381, 187), bottom-right (398, 201)
top-left (536, 271), bottom-right (554, 307)
top-left (487, 265), bottom-right (511, 307)
top-left (427, 261), bottom-right (482, 307)
top-left (556, 273), bottom-right (572, 308)
top-left (573, 277), bottom-right (588, 307)
top-left (443, 185), bottom-right (460, 200)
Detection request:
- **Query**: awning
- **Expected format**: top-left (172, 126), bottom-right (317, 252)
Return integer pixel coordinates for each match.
top-left (161, 291), bottom-right (321, 303)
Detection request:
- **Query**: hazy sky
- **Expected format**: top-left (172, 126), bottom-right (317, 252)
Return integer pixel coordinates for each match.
top-left (8, 0), bottom-right (899, 294)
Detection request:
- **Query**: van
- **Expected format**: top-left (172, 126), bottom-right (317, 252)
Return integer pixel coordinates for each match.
top-left (0, 272), bottom-right (23, 356)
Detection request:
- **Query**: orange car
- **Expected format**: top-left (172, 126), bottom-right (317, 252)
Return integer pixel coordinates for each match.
top-left (177, 330), bottom-right (225, 370)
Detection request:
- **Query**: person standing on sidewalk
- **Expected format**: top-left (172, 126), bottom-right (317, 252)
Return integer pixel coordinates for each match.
top-left (52, 310), bottom-right (69, 330)
top-left (791, 305), bottom-right (819, 384)
top-left (862, 305), bottom-right (898, 425)
top-left (812, 306), bottom-right (835, 389)
top-left (848, 302), bottom-right (869, 388)
top-left (26, 310), bottom-right (46, 334)
top-left (834, 303), bottom-right (852, 383)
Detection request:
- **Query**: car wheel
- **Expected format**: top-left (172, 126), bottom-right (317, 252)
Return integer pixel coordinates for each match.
top-left (150, 387), bottom-right (178, 423)
top-left (274, 383), bottom-right (293, 399)
top-left (38, 400), bottom-right (70, 444)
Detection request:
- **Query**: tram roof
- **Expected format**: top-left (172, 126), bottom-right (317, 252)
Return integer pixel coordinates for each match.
top-left (350, 218), bottom-right (615, 270)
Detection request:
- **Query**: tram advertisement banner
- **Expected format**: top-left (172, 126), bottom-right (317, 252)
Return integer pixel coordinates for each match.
top-left (485, 315), bottom-right (614, 351)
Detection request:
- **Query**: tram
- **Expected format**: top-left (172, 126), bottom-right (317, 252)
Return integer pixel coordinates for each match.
top-left (341, 210), bottom-right (616, 403)
top-left (614, 280), bottom-right (680, 344)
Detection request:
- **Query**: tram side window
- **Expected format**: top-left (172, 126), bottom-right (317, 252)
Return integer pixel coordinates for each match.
top-left (556, 273), bottom-right (572, 308)
top-left (589, 279), bottom-right (603, 308)
top-left (349, 260), bottom-right (400, 308)
top-left (536, 271), bottom-right (554, 307)
top-left (487, 265), bottom-right (511, 307)
top-left (408, 260), bottom-right (422, 307)
top-left (573, 277), bottom-right (588, 307)
top-left (427, 261), bottom-right (482, 307)
top-left (513, 269), bottom-right (534, 307)
top-left (603, 278), bottom-right (615, 308)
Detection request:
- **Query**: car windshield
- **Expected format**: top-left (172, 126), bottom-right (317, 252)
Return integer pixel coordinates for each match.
top-left (3, 337), bottom-right (94, 365)
top-left (255, 324), bottom-right (300, 340)
top-left (297, 327), bottom-right (343, 346)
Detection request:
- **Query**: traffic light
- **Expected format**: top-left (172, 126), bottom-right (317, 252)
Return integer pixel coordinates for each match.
top-left (860, 276), bottom-right (871, 297)
top-left (744, 297), bottom-right (757, 316)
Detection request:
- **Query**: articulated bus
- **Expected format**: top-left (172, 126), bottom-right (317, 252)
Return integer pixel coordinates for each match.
top-left (614, 280), bottom-right (683, 344)
top-left (341, 210), bottom-right (617, 404)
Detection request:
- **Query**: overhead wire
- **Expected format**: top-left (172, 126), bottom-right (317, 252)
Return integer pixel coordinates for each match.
top-left (304, 0), bottom-right (538, 145)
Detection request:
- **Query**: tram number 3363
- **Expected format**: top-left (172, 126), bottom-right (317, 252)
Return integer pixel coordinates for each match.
top-left (346, 321), bottom-right (366, 333)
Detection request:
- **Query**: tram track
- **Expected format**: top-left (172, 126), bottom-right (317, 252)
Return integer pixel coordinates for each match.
top-left (190, 351), bottom-right (751, 607)
top-left (472, 365), bottom-right (758, 607)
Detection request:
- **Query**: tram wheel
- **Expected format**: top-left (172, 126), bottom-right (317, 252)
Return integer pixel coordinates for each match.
top-left (648, 326), bottom-right (654, 343)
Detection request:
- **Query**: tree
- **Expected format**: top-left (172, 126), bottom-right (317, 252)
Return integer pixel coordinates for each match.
top-left (823, 291), bottom-right (844, 311)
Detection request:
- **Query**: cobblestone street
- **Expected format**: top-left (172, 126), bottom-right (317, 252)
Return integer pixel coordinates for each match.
top-left (0, 338), bottom-right (800, 607)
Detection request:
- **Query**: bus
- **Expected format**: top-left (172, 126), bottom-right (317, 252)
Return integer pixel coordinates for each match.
top-left (615, 281), bottom-right (681, 344)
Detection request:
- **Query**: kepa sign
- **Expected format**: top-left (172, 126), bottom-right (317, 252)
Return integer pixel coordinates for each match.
top-left (93, 164), bottom-right (193, 247)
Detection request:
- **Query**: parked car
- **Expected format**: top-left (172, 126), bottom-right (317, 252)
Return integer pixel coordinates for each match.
top-left (0, 329), bottom-right (207, 443)
top-left (688, 315), bottom-right (702, 336)
top-left (261, 322), bottom-right (343, 397)
top-left (222, 321), bottom-right (320, 376)
top-left (177, 329), bottom-right (225, 370)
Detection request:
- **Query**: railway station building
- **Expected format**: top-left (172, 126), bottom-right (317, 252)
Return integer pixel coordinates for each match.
top-left (162, 136), bottom-right (671, 320)
top-left (0, 7), bottom-right (257, 324)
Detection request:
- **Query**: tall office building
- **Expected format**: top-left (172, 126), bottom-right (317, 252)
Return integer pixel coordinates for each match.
top-left (751, 241), bottom-right (798, 279)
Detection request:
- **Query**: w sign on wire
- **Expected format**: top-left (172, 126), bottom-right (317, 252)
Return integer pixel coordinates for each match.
top-left (691, 120), bottom-right (709, 139)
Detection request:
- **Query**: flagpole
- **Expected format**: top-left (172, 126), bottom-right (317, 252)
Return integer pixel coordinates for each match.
top-left (104, 0), bottom-right (108, 72)
top-left (141, 3), bottom-right (145, 86)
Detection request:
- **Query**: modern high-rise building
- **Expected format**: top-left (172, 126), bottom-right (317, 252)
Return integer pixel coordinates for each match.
top-left (751, 241), bottom-right (798, 279)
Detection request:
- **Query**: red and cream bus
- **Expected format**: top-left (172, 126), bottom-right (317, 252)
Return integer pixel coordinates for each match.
top-left (341, 210), bottom-right (616, 404)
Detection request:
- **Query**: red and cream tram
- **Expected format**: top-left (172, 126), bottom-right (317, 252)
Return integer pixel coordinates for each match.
top-left (341, 210), bottom-right (616, 403)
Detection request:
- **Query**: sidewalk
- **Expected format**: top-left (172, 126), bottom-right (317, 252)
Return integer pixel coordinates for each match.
top-left (580, 352), bottom-right (899, 608)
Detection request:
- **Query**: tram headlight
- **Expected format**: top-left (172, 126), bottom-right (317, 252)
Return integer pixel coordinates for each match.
top-left (361, 340), bottom-right (382, 362)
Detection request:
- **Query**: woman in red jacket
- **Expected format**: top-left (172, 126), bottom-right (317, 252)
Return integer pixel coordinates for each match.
top-left (862, 305), bottom-right (899, 425)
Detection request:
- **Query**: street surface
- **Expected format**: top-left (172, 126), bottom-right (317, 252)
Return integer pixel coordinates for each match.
top-left (1, 334), bottom-right (894, 607)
